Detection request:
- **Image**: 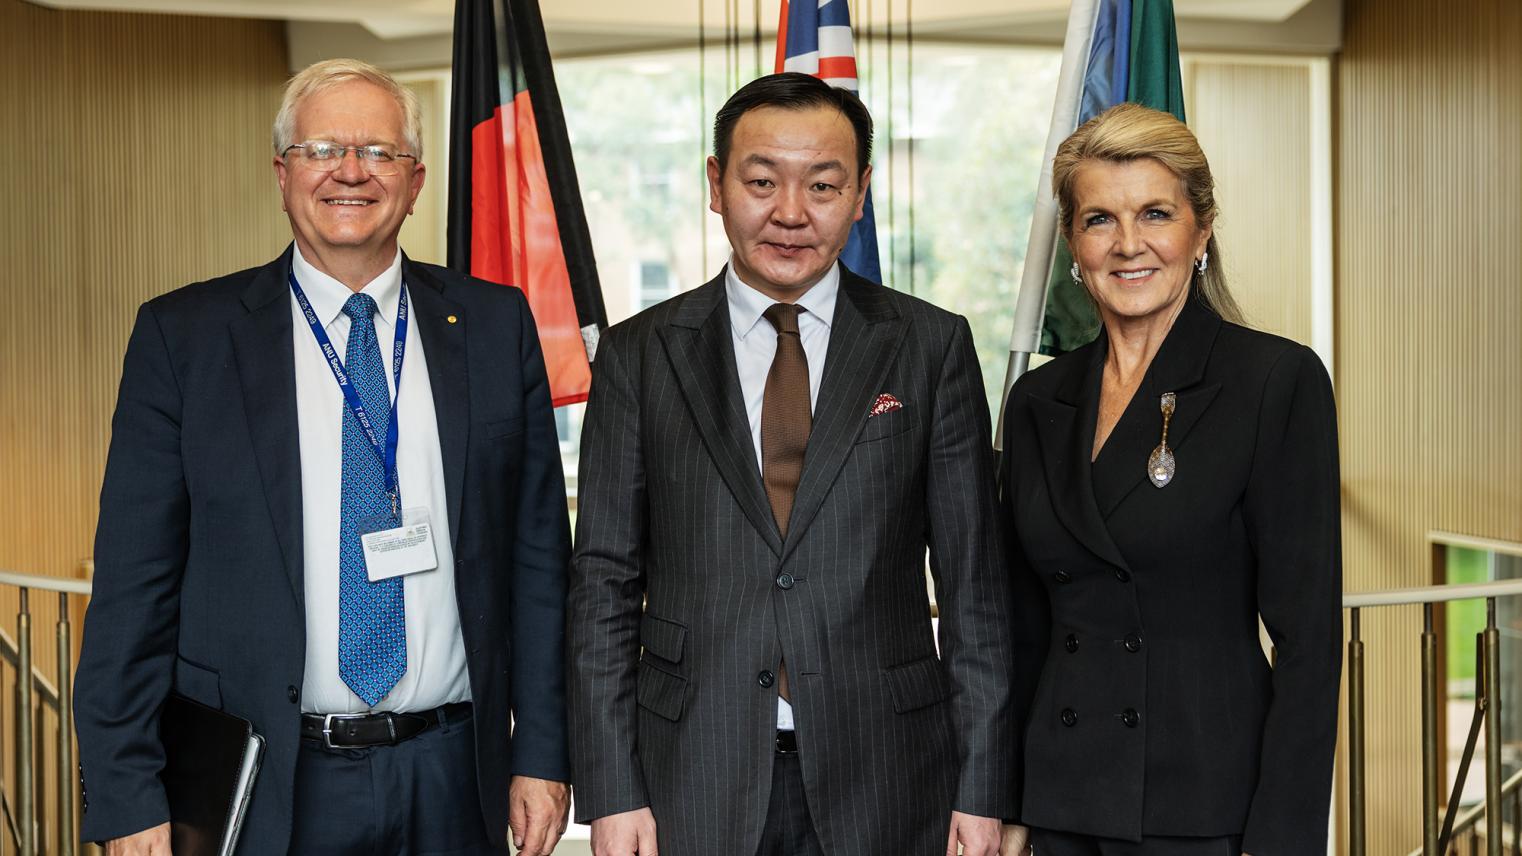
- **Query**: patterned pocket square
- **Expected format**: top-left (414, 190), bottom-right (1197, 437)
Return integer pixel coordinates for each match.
top-left (869, 393), bottom-right (904, 417)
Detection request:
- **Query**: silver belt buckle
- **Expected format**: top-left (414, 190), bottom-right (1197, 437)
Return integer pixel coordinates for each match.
top-left (321, 712), bottom-right (372, 749)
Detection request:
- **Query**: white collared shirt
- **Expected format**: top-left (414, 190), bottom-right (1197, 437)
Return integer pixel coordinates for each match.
top-left (290, 244), bottom-right (470, 714)
top-left (724, 260), bottom-right (839, 730)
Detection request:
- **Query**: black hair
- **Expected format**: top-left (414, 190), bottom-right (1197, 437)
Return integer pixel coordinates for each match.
top-left (712, 72), bottom-right (873, 177)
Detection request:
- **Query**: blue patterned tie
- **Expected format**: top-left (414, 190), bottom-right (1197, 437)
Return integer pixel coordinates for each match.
top-left (337, 293), bottom-right (407, 707)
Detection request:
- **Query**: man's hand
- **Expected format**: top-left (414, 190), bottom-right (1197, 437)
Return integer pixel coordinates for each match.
top-left (105, 822), bottom-right (171, 856)
top-left (590, 807), bottom-right (658, 856)
top-left (508, 776), bottom-right (570, 856)
top-left (946, 811), bottom-right (1003, 856)
top-left (999, 823), bottom-right (1032, 856)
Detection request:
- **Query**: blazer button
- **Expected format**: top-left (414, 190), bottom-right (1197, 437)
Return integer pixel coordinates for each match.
top-left (1054, 571), bottom-right (1072, 584)
top-left (757, 670), bottom-right (776, 688)
top-left (287, 685), bottom-right (299, 704)
top-left (1060, 708), bottom-right (1078, 727)
top-left (1064, 634), bottom-right (1079, 653)
top-left (1121, 708), bottom-right (1140, 728)
top-left (1114, 568), bottom-right (1132, 583)
top-left (776, 573), bottom-right (795, 590)
top-left (1124, 633), bottom-right (1142, 653)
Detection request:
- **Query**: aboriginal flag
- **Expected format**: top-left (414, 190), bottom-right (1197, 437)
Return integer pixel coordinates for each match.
top-left (448, 0), bottom-right (606, 406)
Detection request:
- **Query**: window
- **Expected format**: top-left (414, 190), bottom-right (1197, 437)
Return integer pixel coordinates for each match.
top-left (637, 259), bottom-right (675, 309)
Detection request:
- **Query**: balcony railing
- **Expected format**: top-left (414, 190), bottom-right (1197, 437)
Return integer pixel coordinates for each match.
top-left (1346, 531), bottom-right (1522, 856)
top-left (0, 568), bottom-right (90, 856)
top-left (5, 530), bottom-right (1522, 855)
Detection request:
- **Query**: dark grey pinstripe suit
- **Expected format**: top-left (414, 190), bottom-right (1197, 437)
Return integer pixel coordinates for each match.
top-left (569, 266), bottom-right (1018, 856)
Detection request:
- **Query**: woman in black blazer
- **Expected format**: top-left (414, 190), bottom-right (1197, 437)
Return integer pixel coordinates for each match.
top-left (997, 103), bottom-right (1342, 856)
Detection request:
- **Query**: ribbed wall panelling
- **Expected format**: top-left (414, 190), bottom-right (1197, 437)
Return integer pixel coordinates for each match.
top-left (1186, 61), bottom-right (1314, 345)
top-left (1337, 0), bottom-right (1522, 852)
top-left (0, 2), bottom-right (289, 844)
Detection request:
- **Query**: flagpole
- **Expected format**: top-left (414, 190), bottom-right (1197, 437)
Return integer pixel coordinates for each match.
top-left (994, 0), bottom-right (1102, 451)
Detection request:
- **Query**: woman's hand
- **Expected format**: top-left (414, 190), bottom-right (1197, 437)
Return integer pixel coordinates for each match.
top-left (999, 823), bottom-right (1032, 856)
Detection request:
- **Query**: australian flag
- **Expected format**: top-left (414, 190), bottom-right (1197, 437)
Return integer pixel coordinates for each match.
top-left (774, 0), bottom-right (883, 284)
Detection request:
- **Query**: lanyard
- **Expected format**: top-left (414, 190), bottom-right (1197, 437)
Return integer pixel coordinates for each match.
top-left (288, 269), bottom-right (409, 518)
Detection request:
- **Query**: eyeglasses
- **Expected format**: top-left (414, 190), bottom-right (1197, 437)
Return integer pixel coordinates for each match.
top-left (281, 140), bottom-right (418, 176)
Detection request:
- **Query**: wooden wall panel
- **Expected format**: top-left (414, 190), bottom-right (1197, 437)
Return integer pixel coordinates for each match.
top-left (1186, 60), bottom-right (1314, 345)
top-left (0, 0), bottom-right (289, 578)
top-left (1337, 0), bottom-right (1522, 852)
top-left (0, 3), bottom-right (288, 843)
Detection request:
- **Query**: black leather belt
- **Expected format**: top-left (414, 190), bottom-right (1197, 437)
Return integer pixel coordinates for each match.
top-left (775, 730), bottom-right (798, 754)
top-left (300, 702), bottom-right (471, 749)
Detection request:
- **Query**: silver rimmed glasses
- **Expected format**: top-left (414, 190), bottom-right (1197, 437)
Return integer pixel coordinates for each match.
top-left (280, 140), bottom-right (418, 176)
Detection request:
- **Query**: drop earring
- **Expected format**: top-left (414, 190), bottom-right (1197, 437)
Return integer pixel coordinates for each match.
top-left (1195, 252), bottom-right (1209, 274)
top-left (1070, 262), bottom-right (1082, 285)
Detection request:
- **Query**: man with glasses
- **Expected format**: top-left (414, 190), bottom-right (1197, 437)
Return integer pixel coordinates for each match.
top-left (75, 59), bottom-right (571, 855)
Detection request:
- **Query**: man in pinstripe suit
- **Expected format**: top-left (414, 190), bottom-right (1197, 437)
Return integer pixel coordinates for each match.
top-left (569, 73), bottom-right (1018, 856)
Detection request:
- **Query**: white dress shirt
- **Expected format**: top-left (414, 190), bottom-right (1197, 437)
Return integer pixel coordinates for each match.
top-left (290, 245), bottom-right (470, 714)
top-left (725, 260), bottom-right (839, 730)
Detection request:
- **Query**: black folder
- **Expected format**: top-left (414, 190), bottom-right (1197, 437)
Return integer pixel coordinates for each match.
top-left (159, 694), bottom-right (265, 856)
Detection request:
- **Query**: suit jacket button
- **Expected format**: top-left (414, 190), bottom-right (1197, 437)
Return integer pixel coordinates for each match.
top-left (1054, 571), bottom-right (1072, 584)
top-left (1122, 708), bottom-right (1140, 728)
top-left (287, 685), bottom-right (299, 704)
top-left (757, 670), bottom-right (775, 688)
top-left (776, 573), bottom-right (795, 590)
top-left (1060, 707), bottom-right (1077, 727)
top-left (1124, 633), bottom-right (1142, 653)
top-left (1114, 568), bottom-right (1131, 583)
top-left (1064, 634), bottom-right (1079, 653)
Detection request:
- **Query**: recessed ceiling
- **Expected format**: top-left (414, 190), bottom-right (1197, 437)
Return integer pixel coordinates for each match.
top-left (27, 0), bottom-right (1315, 40)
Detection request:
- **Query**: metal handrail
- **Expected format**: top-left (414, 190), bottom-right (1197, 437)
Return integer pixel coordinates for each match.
top-left (0, 627), bottom-right (61, 707)
top-left (1345, 530), bottom-right (1522, 856)
top-left (1344, 579), bottom-right (1522, 609)
top-left (1407, 770), bottom-right (1522, 856)
top-left (0, 568), bottom-right (87, 856)
top-left (0, 568), bottom-right (93, 595)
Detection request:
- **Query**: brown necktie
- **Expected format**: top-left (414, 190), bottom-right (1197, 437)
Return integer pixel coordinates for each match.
top-left (760, 303), bottom-right (812, 537)
top-left (760, 303), bottom-right (810, 704)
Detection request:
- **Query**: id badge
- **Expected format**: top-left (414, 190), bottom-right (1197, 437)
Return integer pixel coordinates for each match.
top-left (359, 507), bottom-right (438, 580)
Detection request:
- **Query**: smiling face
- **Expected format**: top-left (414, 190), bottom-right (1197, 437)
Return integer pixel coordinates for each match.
top-left (1067, 157), bottom-right (1211, 327)
top-left (707, 104), bottom-right (871, 302)
top-left (274, 79), bottom-right (424, 273)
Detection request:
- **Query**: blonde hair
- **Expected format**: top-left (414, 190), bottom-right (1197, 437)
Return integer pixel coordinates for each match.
top-left (272, 59), bottom-right (423, 159)
top-left (1051, 102), bottom-right (1243, 325)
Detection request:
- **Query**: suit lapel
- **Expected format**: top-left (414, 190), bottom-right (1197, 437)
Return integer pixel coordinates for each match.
top-left (229, 249), bottom-right (305, 608)
top-left (1028, 340), bottom-right (1131, 572)
top-left (403, 259), bottom-right (470, 549)
top-left (659, 275), bottom-right (784, 556)
top-left (1091, 299), bottom-right (1223, 517)
top-left (780, 271), bottom-right (906, 562)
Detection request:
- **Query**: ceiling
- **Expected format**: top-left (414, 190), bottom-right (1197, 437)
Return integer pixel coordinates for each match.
top-left (29, 0), bottom-right (1318, 40)
top-left (25, 0), bottom-right (1342, 67)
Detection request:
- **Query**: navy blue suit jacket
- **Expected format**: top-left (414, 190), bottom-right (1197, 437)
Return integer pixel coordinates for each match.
top-left (75, 247), bottom-right (571, 851)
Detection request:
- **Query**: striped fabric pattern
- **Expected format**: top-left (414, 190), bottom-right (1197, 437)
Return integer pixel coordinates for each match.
top-left (568, 269), bottom-right (1017, 856)
top-left (777, 0), bottom-right (860, 90)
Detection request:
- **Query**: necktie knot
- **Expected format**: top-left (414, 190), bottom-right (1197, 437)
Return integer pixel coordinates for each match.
top-left (343, 293), bottom-right (379, 323)
top-left (763, 302), bottom-right (802, 336)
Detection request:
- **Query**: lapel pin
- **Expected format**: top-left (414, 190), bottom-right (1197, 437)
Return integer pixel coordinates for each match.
top-left (446, 315), bottom-right (458, 325)
top-left (1148, 392), bottom-right (1177, 488)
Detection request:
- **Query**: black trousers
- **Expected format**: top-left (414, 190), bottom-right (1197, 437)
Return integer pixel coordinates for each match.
top-left (288, 705), bottom-right (498, 856)
top-left (1030, 827), bottom-right (1242, 856)
top-left (755, 749), bottom-right (825, 856)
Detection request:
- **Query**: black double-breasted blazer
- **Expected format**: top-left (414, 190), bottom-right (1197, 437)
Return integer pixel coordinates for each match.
top-left (999, 299), bottom-right (1341, 856)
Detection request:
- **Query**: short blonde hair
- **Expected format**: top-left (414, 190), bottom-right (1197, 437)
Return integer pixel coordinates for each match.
top-left (272, 59), bottom-right (423, 159)
top-left (1052, 102), bottom-right (1243, 325)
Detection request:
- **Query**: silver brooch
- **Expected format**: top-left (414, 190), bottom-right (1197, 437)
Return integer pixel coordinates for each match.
top-left (1148, 392), bottom-right (1177, 488)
